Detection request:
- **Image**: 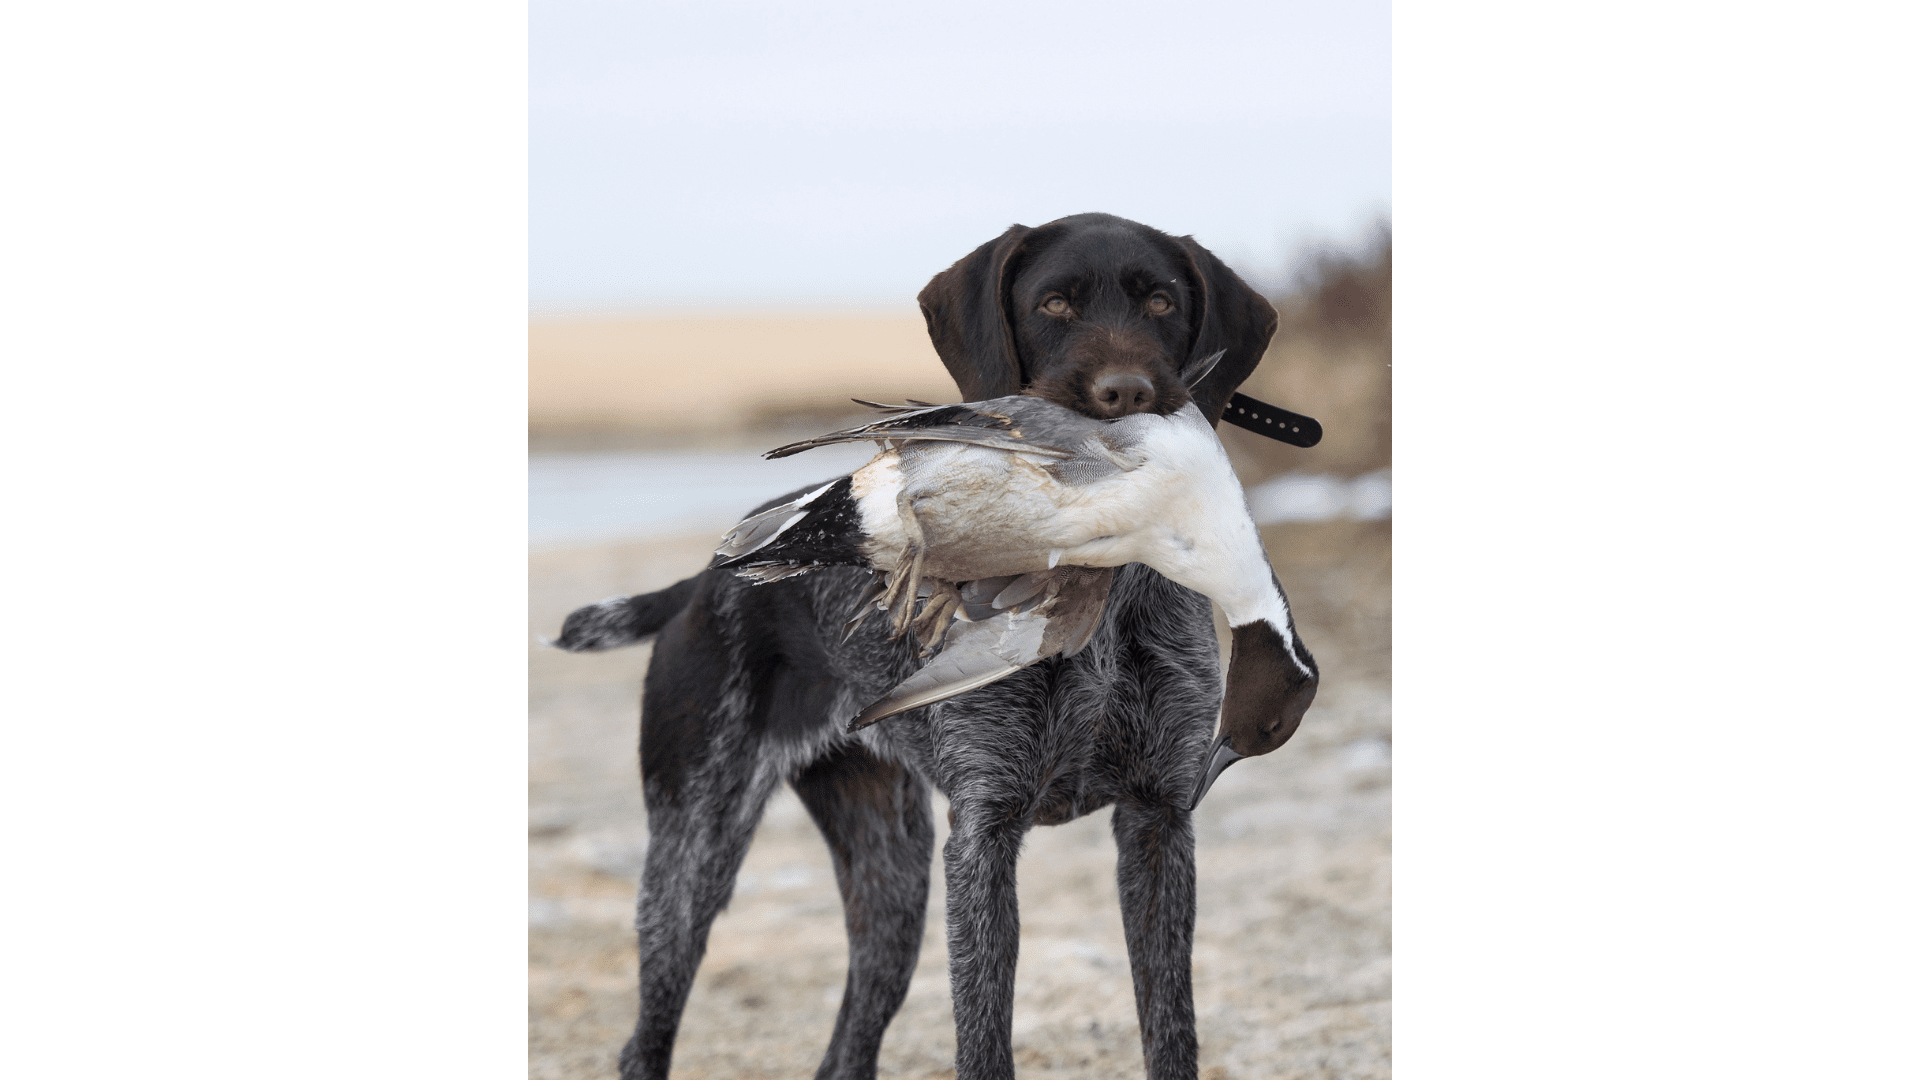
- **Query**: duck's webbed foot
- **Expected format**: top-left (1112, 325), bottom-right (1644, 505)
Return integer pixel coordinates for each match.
top-left (865, 546), bottom-right (965, 655)
top-left (879, 544), bottom-right (926, 639)
top-left (910, 578), bottom-right (964, 656)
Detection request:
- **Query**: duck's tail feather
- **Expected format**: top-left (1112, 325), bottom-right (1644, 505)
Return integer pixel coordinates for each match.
top-left (848, 398), bottom-right (943, 413)
top-left (715, 485), bottom-right (824, 563)
top-left (550, 575), bottom-right (700, 652)
top-left (712, 477), bottom-right (863, 575)
top-left (765, 403), bottom-right (1077, 460)
top-left (766, 426), bottom-right (1074, 460)
top-left (1178, 348), bottom-right (1228, 389)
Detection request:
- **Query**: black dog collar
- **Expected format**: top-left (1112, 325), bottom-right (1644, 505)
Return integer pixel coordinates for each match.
top-left (1221, 394), bottom-right (1322, 447)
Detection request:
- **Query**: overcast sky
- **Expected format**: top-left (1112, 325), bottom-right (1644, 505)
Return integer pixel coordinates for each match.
top-left (531, 0), bottom-right (1389, 309)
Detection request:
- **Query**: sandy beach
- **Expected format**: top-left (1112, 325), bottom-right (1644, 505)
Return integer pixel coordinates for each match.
top-left (529, 517), bottom-right (1390, 1079)
top-left (530, 311), bottom-right (956, 448)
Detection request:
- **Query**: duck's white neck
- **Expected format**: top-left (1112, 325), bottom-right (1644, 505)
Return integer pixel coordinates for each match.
top-left (1123, 405), bottom-right (1313, 677)
top-left (1213, 573), bottom-right (1291, 630)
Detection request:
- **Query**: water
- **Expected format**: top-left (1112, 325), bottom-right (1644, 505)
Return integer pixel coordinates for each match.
top-left (1246, 469), bottom-right (1392, 524)
top-left (530, 452), bottom-right (1391, 551)
top-left (529, 445), bottom-right (877, 552)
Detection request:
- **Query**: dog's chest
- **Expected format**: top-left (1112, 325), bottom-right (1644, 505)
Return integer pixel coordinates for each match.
top-left (812, 564), bottom-right (1220, 819)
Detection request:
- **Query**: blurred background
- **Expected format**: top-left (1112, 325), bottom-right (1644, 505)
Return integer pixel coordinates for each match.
top-left (529, 3), bottom-right (1389, 1077)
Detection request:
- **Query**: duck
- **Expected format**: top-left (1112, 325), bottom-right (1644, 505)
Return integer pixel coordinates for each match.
top-left (713, 351), bottom-right (1318, 809)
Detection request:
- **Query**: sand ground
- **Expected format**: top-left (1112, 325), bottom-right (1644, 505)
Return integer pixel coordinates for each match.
top-left (530, 517), bottom-right (1390, 1079)
top-left (530, 311), bottom-right (956, 447)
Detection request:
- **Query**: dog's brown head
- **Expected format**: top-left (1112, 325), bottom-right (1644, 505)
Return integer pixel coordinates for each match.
top-left (917, 212), bottom-right (1278, 422)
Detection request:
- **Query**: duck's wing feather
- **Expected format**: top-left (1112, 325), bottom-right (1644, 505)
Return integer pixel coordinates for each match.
top-left (1036, 566), bottom-right (1115, 658)
top-left (765, 397), bottom-right (1096, 460)
top-left (713, 501), bottom-right (805, 564)
top-left (847, 607), bottom-right (1051, 730)
top-left (847, 566), bottom-right (1115, 730)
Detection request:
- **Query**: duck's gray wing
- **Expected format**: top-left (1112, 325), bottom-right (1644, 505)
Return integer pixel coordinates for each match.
top-left (764, 397), bottom-right (1100, 460)
top-left (847, 608), bottom-right (1049, 730)
top-left (846, 566), bottom-right (1115, 730)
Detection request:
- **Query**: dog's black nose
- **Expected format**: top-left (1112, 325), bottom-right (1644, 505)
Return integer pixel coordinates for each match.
top-left (1089, 372), bottom-right (1156, 417)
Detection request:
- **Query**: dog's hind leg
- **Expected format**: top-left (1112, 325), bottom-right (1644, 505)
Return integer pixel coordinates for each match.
top-left (790, 743), bottom-right (935, 1080)
top-left (619, 754), bottom-right (782, 1080)
top-left (1112, 799), bottom-right (1200, 1080)
top-left (616, 589), bottom-right (786, 1080)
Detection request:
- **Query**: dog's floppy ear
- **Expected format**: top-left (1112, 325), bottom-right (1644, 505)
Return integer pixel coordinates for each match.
top-left (917, 225), bottom-right (1030, 400)
top-left (1171, 236), bottom-right (1279, 425)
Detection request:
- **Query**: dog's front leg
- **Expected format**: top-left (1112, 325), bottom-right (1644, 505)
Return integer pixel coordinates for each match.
top-left (943, 803), bottom-right (1026, 1079)
top-left (1112, 799), bottom-right (1199, 1080)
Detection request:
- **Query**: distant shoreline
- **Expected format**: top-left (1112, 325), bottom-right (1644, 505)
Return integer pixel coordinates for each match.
top-left (530, 310), bottom-right (955, 443)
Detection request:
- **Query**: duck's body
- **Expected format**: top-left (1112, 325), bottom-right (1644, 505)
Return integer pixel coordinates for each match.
top-left (714, 392), bottom-right (1318, 806)
top-left (723, 396), bottom-right (1293, 638)
top-left (851, 402), bottom-right (1290, 627)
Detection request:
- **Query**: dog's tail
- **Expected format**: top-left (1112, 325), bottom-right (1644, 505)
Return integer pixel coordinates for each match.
top-left (550, 575), bottom-right (701, 652)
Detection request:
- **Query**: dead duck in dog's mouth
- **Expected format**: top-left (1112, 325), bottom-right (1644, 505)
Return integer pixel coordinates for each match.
top-left (713, 352), bottom-right (1319, 809)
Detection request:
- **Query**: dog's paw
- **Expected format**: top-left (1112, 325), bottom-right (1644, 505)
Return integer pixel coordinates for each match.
top-left (552, 596), bottom-right (642, 652)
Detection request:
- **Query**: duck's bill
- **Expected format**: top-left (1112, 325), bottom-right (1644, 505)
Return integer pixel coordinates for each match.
top-left (1186, 729), bottom-right (1244, 811)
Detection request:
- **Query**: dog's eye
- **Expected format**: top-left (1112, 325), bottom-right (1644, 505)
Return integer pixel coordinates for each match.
top-left (1146, 294), bottom-right (1172, 316)
top-left (1041, 296), bottom-right (1071, 316)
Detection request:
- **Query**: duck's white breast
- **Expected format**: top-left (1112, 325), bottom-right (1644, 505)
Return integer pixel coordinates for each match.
top-left (847, 404), bottom-right (1272, 602)
top-left (850, 451), bottom-right (907, 566)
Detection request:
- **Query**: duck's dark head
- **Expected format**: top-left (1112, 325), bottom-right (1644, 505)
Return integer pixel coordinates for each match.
top-left (1188, 618), bottom-right (1320, 810)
